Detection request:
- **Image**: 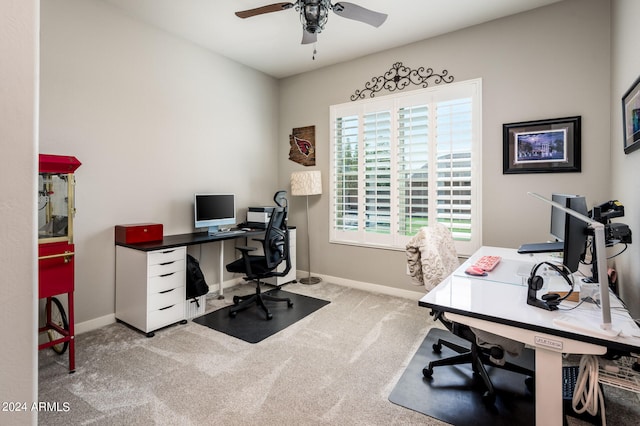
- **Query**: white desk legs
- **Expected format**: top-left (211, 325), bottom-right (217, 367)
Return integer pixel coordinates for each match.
top-left (534, 349), bottom-right (563, 426)
top-left (217, 240), bottom-right (225, 299)
top-left (445, 313), bottom-right (606, 426)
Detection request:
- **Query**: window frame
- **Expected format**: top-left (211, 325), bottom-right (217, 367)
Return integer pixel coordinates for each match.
top-left (329, 79), bottom-right (482, 256)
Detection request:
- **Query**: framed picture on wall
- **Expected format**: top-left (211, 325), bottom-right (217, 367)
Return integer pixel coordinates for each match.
top-left (502, 116), bottom-right (581, 174)
top-left (622, 75), bottom-right (640, 154)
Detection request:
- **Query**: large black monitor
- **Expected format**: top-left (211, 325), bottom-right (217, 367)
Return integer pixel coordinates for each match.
top-left (551, 193), bottom-right (574, 241)
top-left (562, 195), bottom-right (589, 273)
top-left (517, 193), bottom-right (578, 254)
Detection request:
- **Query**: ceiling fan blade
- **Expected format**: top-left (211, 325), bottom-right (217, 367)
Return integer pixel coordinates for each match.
top-left (235, 2), bottom-right (294, 19)
top-left (332, 2), bottom-right (388, 27)
top-left (301, 29), bottom-right (317, 45)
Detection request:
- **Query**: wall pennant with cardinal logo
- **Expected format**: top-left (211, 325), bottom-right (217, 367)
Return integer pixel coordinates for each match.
top-left (289, 125), bottom-right (316, 166)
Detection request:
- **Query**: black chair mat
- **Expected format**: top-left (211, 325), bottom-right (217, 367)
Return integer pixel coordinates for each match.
top-left (192, 288), bottom-right (330, 343)
top-left (389, 328), bottom-right (536, 426)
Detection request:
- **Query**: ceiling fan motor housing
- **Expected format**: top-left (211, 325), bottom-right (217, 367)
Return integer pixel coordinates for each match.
top-left (300, 0), bottom-right (330, 34)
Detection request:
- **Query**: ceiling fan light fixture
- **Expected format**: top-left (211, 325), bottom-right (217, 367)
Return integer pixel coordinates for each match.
top-left (235, 1), bottom-right (387, 47)
top-left (299, 0), bottom-right (330, 34)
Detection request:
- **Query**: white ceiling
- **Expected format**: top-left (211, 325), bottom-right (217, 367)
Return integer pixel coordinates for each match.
top-left (101, 0), bottom-right (563, 79)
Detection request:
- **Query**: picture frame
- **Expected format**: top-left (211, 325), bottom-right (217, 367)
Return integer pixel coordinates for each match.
top-left (503, 116), bottom-right (581, 174)
top-left (622, 75), bottom-right (640, 154)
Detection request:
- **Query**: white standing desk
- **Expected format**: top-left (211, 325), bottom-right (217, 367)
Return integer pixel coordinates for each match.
top-left (419, 246), bottom-right (640, 426)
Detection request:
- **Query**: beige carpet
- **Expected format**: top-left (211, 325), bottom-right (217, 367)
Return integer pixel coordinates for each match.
top-left (38, 281), bottom-right (640, 425)
top-left (38, 282), bottom-right (444, 425)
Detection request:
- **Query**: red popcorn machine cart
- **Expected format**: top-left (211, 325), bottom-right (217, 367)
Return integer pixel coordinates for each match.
top-left (38, 154), bottom-right (81, 373)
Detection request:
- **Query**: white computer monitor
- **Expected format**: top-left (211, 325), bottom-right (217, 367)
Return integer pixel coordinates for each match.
top-left (194, 193), bottom-right (236, 235)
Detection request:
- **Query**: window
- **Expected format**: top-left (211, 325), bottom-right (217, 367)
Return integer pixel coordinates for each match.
top-left (330, 79), bottom-right (482, 256)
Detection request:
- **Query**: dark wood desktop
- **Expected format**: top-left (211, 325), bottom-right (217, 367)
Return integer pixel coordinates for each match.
top-left (115, 229), bottom-right (265, 251)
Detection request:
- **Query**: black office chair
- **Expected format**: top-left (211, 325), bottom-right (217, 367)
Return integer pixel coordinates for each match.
top-left (423, 311), bottom-right (534, 404)
top-left (225, 191), bottom-right (293, 320)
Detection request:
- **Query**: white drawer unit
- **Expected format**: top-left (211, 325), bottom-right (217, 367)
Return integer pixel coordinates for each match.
top-left (116, 246), bottom-right (186, 337)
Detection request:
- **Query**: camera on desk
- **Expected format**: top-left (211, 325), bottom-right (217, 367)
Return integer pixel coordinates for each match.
top-left (605, 222), bottom-right (632, 244)
top-left (590, 200), bottom-right (632, 245)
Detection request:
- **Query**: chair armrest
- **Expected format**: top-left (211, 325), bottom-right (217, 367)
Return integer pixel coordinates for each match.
top-left (234, 245), bottom-right (257, 254)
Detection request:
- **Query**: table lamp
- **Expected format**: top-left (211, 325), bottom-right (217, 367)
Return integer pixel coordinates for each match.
top-left (291, 170), bottom-right (322, 285)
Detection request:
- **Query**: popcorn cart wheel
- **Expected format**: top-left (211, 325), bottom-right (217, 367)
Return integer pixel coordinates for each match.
top-left (44, 296), bottom-right (69, 354)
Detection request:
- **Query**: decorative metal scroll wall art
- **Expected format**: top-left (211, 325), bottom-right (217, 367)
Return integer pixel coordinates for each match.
top-left (350, 62), bottom-right (455, 101)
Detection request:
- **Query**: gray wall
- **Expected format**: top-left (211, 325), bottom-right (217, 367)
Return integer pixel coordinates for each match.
top-left (5, 0), bottom-right (640, 415)
top-left (1, 0), bottom-right (38, 423)
top-left (39, 0), bottom-right (280, 326)
top-left (611, 0), bottom-right (640, 318)
top-left (279, 0), bottom-right (612, 293)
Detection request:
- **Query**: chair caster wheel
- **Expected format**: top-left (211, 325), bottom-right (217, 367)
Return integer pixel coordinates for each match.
top-left (432, 343), bottom-right (442, 353)
top-left (232, 296), bottom-right (240, 305)
top-left (229, 311), bottom-right (237, 318)
top-left (266, 313), bottom-right (273, 320)
top-left (423, 367), bottom-right (433, 378)
top-left (482, 391), bottom-right (496, 405)
top-left (287, 301), bottom-right (294, 308)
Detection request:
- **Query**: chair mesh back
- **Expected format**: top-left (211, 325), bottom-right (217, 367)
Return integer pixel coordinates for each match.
top-left (274, 190), bottom-right (288, 209)
top-left (263, 205), bottom-right (288, 270)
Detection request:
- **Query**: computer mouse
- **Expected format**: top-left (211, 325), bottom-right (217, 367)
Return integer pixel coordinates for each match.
top-left (465, 266), bottom-right (487, 276)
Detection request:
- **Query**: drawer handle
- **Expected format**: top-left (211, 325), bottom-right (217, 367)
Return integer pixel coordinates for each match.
top-left (159, 304), bottom-right (175, 311)
top-left (159, 288), bottom-right (174, 294)
top-left (160, 272), bottom-right (175, 277)
top-left (159, 261), bottom-right (175, 266)
top-left (161, 250), bottom-right (175, 254)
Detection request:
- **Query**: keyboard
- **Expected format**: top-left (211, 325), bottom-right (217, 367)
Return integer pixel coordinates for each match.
top-left (215, 230), bottom-right (245, 236)
top-left (473, 255), bottom-right (501, 271)
top-left (518, 241), bottom-right (563, 254)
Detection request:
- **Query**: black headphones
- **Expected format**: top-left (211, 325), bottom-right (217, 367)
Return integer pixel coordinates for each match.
top-left (527, 261), bottom-right (574, 311)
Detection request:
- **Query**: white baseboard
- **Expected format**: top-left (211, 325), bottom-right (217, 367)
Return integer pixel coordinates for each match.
top-left (75, 313), bottom-right (116, 335)
top-left (74, 272), bottom-right (425, 335)
top-left (300, 271), bottom-right (426, 301)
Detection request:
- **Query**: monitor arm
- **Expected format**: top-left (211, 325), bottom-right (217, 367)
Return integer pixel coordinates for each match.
top-left (591, 200), bottom-right (625, 224)
top-left (528, 192), bottom-right (612, 330)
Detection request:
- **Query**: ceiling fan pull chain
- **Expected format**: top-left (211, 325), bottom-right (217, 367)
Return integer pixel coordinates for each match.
top-left (313, 43), bottom-right (317, 60)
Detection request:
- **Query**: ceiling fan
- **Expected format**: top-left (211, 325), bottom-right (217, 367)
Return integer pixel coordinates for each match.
top-left (235, 1), bottom-right (388, 45)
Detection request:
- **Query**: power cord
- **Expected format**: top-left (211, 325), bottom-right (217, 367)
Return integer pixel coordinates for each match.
top-left (557, 298), bottom-right (588, 311)
top-left (572, 354), bottom-right (606, 425)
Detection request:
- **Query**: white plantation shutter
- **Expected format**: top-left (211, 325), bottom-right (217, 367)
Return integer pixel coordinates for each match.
top-left (397, 104), bottom-right (430, 237)
top-left (435, 98), bottom-right (473, 241)
top-left (363, 111), bottom-right (392, 236)
top-left (330, 79), bottom-right (481, 255)
top-left (334, 114), bottom-right (359, 233)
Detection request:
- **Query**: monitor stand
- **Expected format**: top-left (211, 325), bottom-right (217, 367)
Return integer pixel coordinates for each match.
top-left (207, 225), bottom-right (220, 235)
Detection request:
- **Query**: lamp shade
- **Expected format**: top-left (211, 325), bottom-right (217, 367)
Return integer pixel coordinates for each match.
top-left (291, 170), bottom-right (322, 196)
